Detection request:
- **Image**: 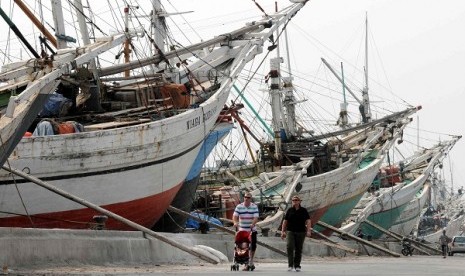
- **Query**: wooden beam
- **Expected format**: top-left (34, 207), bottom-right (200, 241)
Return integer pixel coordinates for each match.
top-left (367, 220), bottom-right (430, 255)
top-left (362, 220), bottom-right (440, 255)
top-left (316, 221), bottom-right (401, 257)
top-left (14, 0), bottom-right (57, 47)
top-left (311, 230), bottom-right (358, 254)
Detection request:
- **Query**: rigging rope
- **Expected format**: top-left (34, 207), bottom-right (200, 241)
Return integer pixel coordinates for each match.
top-left (0, 140), bottom-right (35, 228)
top-left (66, 0), bottom-right (108, 36)
top-left (250, 0), bottom-right (269, 17)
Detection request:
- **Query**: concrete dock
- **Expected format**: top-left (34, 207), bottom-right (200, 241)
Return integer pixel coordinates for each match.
top-left (1, 227), bottom-right (456, 275)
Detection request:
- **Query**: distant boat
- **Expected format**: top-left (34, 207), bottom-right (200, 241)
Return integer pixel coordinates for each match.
top-left (201, 66), bottom-right (418, 234)
top-left (256, 53), bottom-right (418, 233)
top-left (0, 1), bottom-right (309, 230)
top-left (389, 181), bottom-right (431, 236)
top-left (418, 205), bottom-right (465, 243)
top-left (249, 15), bottom-right (421, 233)
top-left (340, 137), bottom-right (460, 239)
top-left (417, 176), bottom-right (465, 242)
top-left (314, 118), bottom-right (412, 236)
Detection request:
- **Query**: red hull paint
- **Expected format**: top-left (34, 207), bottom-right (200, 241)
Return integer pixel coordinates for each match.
top-left (309, 206), bottom-right (329, 228)
top-left (0, 182), bottom-right (183, 230)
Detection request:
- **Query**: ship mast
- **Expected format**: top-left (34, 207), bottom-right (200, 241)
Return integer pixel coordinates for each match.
top-left (74, 0), bottom-right (97, 72)
top-left (123, 5), bottom-right (131, 77)
top-left (361, 13), bottom-right (372, 123)
top-left (152, 0), bottom-right (166, 55)
top-left (269, 57), bottom-right (284, 162)
top-left (268, 2), bottom-right (287, 163)
top-left (282, 27), bottom-right (298, 138)
top-left (51, 0), bottom-right (75, 49)
top-left (321, 14), bottom-right (373, 124)
top-left (339, 62), bottom-right (349, 128)
top-left (267, 1), bottom-right (305, 163)
top-left (321, 58), bottom-right (363, 107)
top-left (73, 0), bottom-right (102, 107)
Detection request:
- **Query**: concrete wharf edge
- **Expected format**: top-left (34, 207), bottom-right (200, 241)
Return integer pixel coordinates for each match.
top-left (0, 227), bottom-right (429, 268)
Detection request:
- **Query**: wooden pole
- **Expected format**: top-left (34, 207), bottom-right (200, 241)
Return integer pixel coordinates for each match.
top-left (316, 221), bottom-right (401, 257)
top-left (0, 6), bottom-right (40, 58)
top-left (362, 220), bottom-right (440, 254)
top-left (167, 205), bottom-right (287, 256)
top-left (3, 165), bottom-right (219, 264)
top-left (361, 220), bottom-right (430, 255)
top-left (311, 230), bottom-right (358, 254)
top-left (14, 0), bottom-right (58, 47)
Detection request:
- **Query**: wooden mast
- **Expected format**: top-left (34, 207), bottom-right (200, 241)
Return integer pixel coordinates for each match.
top-left (339, 62), bottom-right (349, 127)
top-left (152, 0), bottom-right (166, 55)
top-left (51, 0), bottom-right (69, 49)
top-left (362, 13), bottom-right (372, 123)
top-left (14, 0), bottom-right (58, 48)
top-left (123, 6), bottom-right (131, 77)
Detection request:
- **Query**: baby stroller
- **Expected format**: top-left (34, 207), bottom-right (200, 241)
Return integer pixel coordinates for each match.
top-left (230, 230), bottom-right (255, 271)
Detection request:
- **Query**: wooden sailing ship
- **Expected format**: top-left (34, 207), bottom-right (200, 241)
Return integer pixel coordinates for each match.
top-left (340, 137), bottom-right (460, 239)
top-left (0, 0), bottom-right (309, 230)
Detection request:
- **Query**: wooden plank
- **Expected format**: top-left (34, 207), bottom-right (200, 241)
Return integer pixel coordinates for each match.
top-left (94, 105), bottom-right (156, 117)
top-left (84, 118), bottom-right (151, 130)
top-left (316, 221), bottom-right (401, 257)
top-left (149, 97), bottom-right (171, 103)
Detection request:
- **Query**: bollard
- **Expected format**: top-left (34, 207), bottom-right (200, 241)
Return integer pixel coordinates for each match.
top-left (92, 215), bottom-right (108, 230)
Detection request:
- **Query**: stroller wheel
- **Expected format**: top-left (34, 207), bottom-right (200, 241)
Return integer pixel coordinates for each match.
top-left (249, 264), bottom-right (255, 271)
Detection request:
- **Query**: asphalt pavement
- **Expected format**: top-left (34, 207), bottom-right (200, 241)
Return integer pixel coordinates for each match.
top-left (12, 255), bottom-right (465, 276)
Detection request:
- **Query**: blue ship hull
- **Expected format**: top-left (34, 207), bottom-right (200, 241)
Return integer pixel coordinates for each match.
top-left (153, 123), bottom-right (233, 232)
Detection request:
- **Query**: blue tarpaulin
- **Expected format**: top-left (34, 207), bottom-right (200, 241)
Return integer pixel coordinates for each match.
top-left (185, 212), bottom-right (223, 229)
top-left (39, 92), bottom-right (72, 117)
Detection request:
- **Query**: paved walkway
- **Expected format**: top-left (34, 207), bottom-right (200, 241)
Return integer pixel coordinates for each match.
top-left (12, 255), bottom-right (464, 275)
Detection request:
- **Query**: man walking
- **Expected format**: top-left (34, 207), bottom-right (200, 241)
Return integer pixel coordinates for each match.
top-left (439, 229), bottom-right (451, 258)
top-left (281, 195), bottom-right (311, 272)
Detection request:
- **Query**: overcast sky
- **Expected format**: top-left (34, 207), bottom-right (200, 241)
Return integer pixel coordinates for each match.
top-left (1, 0), bottom-right (464, 191)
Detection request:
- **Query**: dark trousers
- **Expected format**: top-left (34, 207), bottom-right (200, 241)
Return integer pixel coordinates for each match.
top-left (286, 231), bottom-right (306, 268)
top-left (251, 231), bottom-right (257, 251)
top-left (441, 245), bottom-right (448, 256)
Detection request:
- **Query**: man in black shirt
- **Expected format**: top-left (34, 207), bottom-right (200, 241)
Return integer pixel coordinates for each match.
top-left (281, 195), bottom-right (311, 272)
